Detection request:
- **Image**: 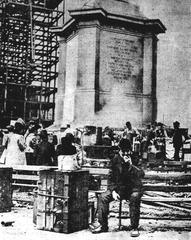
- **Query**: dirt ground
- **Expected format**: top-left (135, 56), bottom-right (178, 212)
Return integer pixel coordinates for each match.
top-left (0, 197), bottom-right (190, 240)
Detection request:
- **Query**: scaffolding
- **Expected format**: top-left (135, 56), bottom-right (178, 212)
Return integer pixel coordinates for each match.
top-left (0, 0), bottom-right (64, 127)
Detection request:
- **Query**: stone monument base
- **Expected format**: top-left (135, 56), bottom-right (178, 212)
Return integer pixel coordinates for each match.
top-left (53, 0), bottom-right (166, 129)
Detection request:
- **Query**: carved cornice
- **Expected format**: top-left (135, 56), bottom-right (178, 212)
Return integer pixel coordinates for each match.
top-left (51, 8), bottom-right (166, 37)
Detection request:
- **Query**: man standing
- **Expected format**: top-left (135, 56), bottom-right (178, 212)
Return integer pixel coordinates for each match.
top-left (91, 138), bottom-right (145, 237)
top-left (172, 121), bottom-right (184, 161)
top-left (33, 130), bottom-right (57, 166)
top-left (123, 121), bottom-right (139, 148)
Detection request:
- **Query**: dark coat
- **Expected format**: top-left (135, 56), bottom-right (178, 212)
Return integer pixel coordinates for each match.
top-left (34, 140), bottom-right (56, 166)
top-left (56, 144), bottom-right (77, 156)
top-left (108, 154), bottom-right (145, 194)
top-left (173, 129), bottom-right (183, 148)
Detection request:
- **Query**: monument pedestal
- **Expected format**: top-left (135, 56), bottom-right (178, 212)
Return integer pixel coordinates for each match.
top-left (53, 0), bottom-right (166, 128)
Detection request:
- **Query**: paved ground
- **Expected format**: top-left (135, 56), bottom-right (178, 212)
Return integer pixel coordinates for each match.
top-left (0, 207), bottom-right (190, 240)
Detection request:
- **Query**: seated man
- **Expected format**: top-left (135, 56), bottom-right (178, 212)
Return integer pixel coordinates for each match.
top-left (91, 138), bottom-right (145, 237)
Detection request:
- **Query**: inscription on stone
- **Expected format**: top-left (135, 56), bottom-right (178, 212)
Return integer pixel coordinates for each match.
top-left (106, 37), bottom-right (142, 84)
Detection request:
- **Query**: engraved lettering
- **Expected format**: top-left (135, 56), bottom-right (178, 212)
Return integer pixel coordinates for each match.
top-left (106, 37), bottom-right (142, 84)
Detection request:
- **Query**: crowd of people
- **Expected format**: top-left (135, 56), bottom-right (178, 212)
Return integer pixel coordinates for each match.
top-left (0, 119), bottom-right (81, 166)
top-left (0, 119), bottom-right (186, 166)
top-left (102, 120), bottom-right (186, 161)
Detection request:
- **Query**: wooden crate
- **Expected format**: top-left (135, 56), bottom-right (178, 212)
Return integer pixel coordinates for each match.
top-left (0, 167), bottom-right (12, 212)
top-left (84, 145), bottom-right (118, 159)
top-left (36, 169), bottom-right (89, 233)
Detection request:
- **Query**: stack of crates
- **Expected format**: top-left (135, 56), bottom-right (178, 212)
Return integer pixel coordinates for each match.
top-left (36, 169), bottom-right (89, 233)
top-left (0, 167), bottom-right (12, 212)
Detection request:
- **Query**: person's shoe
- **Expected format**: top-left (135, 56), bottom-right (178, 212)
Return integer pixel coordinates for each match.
top-left (91, 225), bottom-right (108, 234)
top-left (130, 229), bottom-right (140, 237)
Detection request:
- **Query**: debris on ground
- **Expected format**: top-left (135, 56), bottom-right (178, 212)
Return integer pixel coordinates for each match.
top-left (1, 221), bottom-right (15, 227)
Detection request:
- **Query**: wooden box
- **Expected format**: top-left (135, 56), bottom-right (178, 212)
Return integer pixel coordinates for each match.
top-left (0, 167), bottom-right (12, 212)
top-left (36, 169), bottom-right (89, 233)
top-left (84, 145), bottom-right (118, 159)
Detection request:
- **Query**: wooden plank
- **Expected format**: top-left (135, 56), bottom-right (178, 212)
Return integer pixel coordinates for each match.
top-left (144, 171), bottom-right (191, 181)
top-left (147, 161), bottom-right (188, 168)
top-left (144, 191), bottom-right (171, 198)
top-left (181, 202), bottom-right (191, 208)
top-left (12, 174), bottom-right (39, 181)
top-left (82, 167), bottom-right (110, 175)
top-left (144, 184), bottom-right (191, 192)
top-left (142, 196), bottom-right (191, 202)
top-left (150, 202), bottom-right (191, 213)
top-left (143, 192), bottom-right (191, 211)
top-left (0, 166), bottom-right (13, 170)
top-left (114, 215), bottom-right (191, 220)
top-left (147, 167), bottom-right (186, 172)
top-left (13, 165), bottom-right (57, 172)
top-left (85, 158), bottom-right (110, 163)
top-left (163, 161), bottom-right (188, 166)
top-left (12, 183), bottom-right (38, 188)
top-left (12, 198), bottom-right (33, 203)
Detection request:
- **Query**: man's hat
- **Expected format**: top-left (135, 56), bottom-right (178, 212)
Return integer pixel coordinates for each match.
top-left (157, 122), bottom-right (163, 127)
top-left (39, 130), bottom-right (48, 139)
top-left (173, 121), bottom-right (180, 127)
top-left (16, 118), bottom-right (25, 126)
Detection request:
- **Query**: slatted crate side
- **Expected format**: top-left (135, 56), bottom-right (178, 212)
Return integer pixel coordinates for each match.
top-left (37, 170), bottom-right (55, 230)
top-left (45, 171), bottom-right (56, 231)
top-left (38, 170), bottom-right (58, 230)
top-left (0, 167), bottom-right (12, 212)
top-left (37, 170), bottom-right (52, 230)
top-left (36, 172), bottom-right (46, 229)
top-left (53, 171), bottom-right (70, 232)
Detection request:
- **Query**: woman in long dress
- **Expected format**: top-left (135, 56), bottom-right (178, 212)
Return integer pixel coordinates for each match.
top-left (0, 125), bottom-right (14, 164)
top-left (5, 119), bottom-right (26, 166)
